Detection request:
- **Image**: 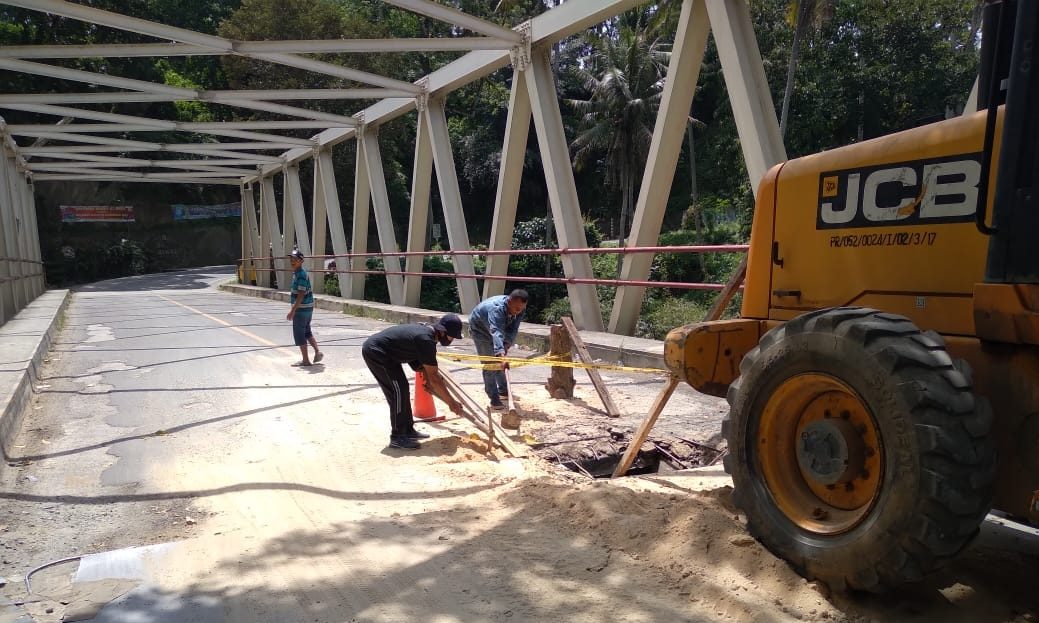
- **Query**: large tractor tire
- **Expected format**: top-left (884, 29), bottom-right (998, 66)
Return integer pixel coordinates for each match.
top-left (722, 307), bottom-right (996, 591)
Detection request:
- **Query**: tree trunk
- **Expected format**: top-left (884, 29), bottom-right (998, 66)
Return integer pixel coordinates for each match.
top-left (687, 122), bottom-right (705, 270)
top-left (615, 169), bottom-right (633, 275)
top-left (780, 0), bottom-right (809, 138)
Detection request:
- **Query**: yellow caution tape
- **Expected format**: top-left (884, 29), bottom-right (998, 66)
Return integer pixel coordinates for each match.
top-left (437, 351), bottom-right (662, 375)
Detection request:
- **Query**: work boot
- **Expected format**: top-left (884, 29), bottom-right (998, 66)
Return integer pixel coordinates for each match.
top-left (389, 436), bottom-right (421, 450)
top-left (489, 400), bottom-right (506, 412)
top-left (406, 429), bottom-right (430, 439)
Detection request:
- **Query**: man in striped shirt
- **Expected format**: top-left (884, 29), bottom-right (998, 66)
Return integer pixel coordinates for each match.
top-left (286, 249), bottom-right (324, 367)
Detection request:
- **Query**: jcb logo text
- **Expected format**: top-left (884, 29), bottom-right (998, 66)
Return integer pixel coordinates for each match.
top-left (816, 154), bottom-right (981, 229)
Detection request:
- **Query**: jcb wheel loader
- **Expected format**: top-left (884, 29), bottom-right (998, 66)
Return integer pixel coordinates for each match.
top-left (664, 0), bottom-right (1038, 591)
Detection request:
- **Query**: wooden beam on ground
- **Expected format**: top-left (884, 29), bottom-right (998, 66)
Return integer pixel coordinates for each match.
top-left (561, 316), bottom-right (620, 417)
top-left (440, 370), bottom-right (526, 457)
top-left (612, 376), bottom-right (680, 478)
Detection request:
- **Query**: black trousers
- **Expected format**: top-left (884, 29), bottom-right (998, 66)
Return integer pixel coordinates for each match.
top-left (361, 345), bottom-right (414, 437)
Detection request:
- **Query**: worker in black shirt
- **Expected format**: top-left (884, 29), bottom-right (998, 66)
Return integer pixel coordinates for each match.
top-left (361, 314), bottom-right (465, 449)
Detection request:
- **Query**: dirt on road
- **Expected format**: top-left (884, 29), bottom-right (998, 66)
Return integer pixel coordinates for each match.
top-left (1, 296), bottom-right (1038, 623)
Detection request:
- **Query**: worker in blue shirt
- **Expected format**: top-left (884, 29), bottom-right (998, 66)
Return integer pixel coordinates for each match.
top-left (468, 289), bottom-right (528, 410)
top-left (286, 249), bottom-right (324, 367)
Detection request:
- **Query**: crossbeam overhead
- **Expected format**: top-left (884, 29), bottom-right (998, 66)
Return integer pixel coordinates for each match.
top-left (0, 90), bottom-right (411, 105)
top-left (0, 38), bottom-right (512, 58)
top-left (2, 0), bottom-right (421, 92)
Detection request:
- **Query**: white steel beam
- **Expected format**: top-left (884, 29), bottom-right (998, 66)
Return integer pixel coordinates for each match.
top-left (256, 181), bottom-right (271, 288)
top-left (424, 98), bottom-right (479, 313)
top-left (525, 49), bottom-right (603, 331)
top-left (0, 38), bottom-right (511, 57)
top-left (247, 53), bottom-right (420, 93)
top-left (2, 101), bottom-right (320, 144)
top-left (403, 105), bottom-right (434, 307)
top-left (0, 155), bottom-right (16, 321)
top-left (348, 141), bottom-right (370, 299)
top-left (705, 0), bottom-right (786, 193)
top-left (282, 171), bottom-right (296, 275)
top-left (3, 0), bottom-right (419, 91)
top-left (314, 149), bottom-right (349, 296)
top-left (27, 164), bottom-right (255, 176)
top-left (21, 179), bottom-right (43, 298)
top-left (32, 174), bottom-right (242, 184)
top-left (283, 163), bottom-right (318, 292)
top-left (382, 0), bottom-right (522, 43)
top-left (359, 127), bottom-right (404, 304)
top-left (0, 90), bottom-right (410, 105)
top-left (310, 156), bottom-right (328, 294)
top-left (1, 153), bottom-right (28, 313)
top-left (8, 124), bottom-right (315, 147)
top-left (12, 132), bottom-right (302, 151)
top-left (0, 60), bottom-right (360, 125)
top-left (20, 145), bottom-right (283, 162)
top-left (610, 0), bottom-right (710, 336)
top-left (253, 0), bottom-right (644, 178)
top-left (483, 65), bottom-right (532, 300)
top-left (242, 185), bottom-right (262, 284)
top-left (0, 58), bottom-right (192, 97)
top-left (260, 175), bottom-right (289, 290)
top-left (25, 154), bottom-right (267, 167)
top-left (11, 164), bottom-right (32, 303)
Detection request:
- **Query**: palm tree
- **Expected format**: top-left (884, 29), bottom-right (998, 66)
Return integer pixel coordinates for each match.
top-left (567, 20), bottom-right (668, 270)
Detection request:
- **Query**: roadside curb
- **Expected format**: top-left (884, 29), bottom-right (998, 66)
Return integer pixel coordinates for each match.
top-left (219, 282), bottom-right (666, 370)
top-left (0, 289), bottom-right (71, 457)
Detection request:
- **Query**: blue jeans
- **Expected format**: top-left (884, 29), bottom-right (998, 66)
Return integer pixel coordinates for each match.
top-left (471, 328), bottom-right (507, 403)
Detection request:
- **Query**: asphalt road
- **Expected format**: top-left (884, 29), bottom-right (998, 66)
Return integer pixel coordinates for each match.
top-left (0, 267), bottom-right (724, 623)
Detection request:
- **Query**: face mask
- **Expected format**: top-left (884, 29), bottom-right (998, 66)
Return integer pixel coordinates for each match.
top-left (437, 333), bottom-right (453, 347)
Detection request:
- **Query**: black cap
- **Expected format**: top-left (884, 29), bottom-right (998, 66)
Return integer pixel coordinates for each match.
top-left (288, 249), bottom-right (305, 260)
top-left (435, 313), bottom-right (463, 339)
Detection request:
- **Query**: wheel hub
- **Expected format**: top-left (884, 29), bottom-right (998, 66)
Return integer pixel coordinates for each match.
top-left (796, 418), bottom-right (865, 485)
top-left (757, 373), bottom-right (883, 534)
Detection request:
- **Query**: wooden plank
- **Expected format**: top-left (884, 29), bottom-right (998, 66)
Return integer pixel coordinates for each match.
top-left (440, 370), bottom-right (526, 457)
top-left (704, 255), bottom-right (747, 322)
top-left (612, 376), bottom-right (680, 478)
top-left (560, 316), bottom-right (621, 417)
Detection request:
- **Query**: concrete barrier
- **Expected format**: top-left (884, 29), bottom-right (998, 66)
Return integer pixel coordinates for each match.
top-left (0, 289), bottom-right (71, 457)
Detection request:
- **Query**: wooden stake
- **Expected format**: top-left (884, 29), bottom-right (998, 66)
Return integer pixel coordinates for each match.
top-left (608, 256), bottom-right (745, 478)
top-left (560, 316), bottom-right (621, 417)
top-left (611, 376), bottom-right (680, 478)
top-left (545, 324), bottom-right (575, 398)
top-left (704, 255), bottom-right (747, 322)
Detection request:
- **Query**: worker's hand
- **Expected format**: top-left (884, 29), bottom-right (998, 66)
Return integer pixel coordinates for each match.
top-left (501, 361), bottom-right (510, 370)
top-left (286, 311), bottom-right (294, 321)
top-left (450, 400), bottom-right (464, 415)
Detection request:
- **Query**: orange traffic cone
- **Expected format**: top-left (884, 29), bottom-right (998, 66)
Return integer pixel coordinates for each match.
top-left (414, 370), bottom-right (446, 422)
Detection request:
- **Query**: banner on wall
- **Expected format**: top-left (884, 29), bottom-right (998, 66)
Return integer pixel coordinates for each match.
top-left (171, 202), bottom-right (241, 220)
top-left (60, 205), bottom-right (135, 223)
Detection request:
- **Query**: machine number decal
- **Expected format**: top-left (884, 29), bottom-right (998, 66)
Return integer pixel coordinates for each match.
top-left (816, 153), bottom-right (982, 229)
top-left (829, 231), bottom-right (938, 248)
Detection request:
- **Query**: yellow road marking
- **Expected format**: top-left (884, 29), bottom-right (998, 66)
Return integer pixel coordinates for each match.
top-left (157, 294), bottom-right (280, 347)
